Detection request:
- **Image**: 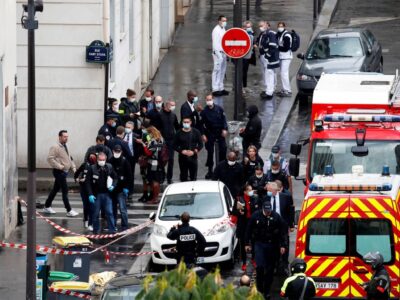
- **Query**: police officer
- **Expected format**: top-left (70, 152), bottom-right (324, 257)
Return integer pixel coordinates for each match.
top-left (167, 212), bottom-right (207, 267)
top-left (361, 252), bottom-right (390, 300)
top-left (85, 152), bottom-right (118, 234)
top-left (98, 113), bottom-right (119, 145)
top-left (200, 94), bottom-right (228, 179)
top-left (280, 258), bottom-right (316, 300)
top-left (109, 145), bottom-right (133, 231)
top-left (245, 201), bottom-right (287, 299)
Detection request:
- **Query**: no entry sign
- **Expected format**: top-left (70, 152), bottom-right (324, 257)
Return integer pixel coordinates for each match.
top-left (221, 28), bottom-right (252, 59)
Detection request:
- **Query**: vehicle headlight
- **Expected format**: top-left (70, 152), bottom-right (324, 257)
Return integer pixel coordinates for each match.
top-left (297, 74), bottom-right (312, 81)
top-left (208, 223), bottom-right (230, 236)
top-left (153, 224), bottom-right (168, 237)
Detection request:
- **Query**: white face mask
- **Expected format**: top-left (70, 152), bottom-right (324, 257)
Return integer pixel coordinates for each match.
top-left (227, 160), bottom-right (236, 166)
top-left (128, 97), bottom-right (136, 103)
top-left (259, 27), bottom-right (266, 32)
top-left (222, 21), bottom-right (227, 28)
top-left (113, 152), bottom-right (121, 159)
top-left (170, 105), bottom-right (176, 111)
top-left (112, 104), bottom-right (119, 112)
top-left (183, 123), bottom-right (191, 129)
top-left (278, 27), bottom-right (284, 33)
top-left (193, 96), bottom-right (199, 103)
top-left (155, 103), bottom-right (162, 109)
top-left (98, 160), bottom-right (106, 167)
top-left (247, 190), bottom-right (254, 197)
top-left (256, 174), bottom-right (263, 179)
top-left (206, 100), bottom-right (214, 107)
top-left (145, 97), bottom-right (152, 102)
top-left (271, 169), bottom-right (280, 174)
top-left (125, 128), bottom-right (132, 134)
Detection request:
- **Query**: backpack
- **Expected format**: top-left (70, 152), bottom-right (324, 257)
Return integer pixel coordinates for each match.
top-left (290, 29), bottom-right (300, 52)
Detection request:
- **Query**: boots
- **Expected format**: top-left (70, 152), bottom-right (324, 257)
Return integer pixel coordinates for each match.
top-left (148, 183), bottom-right (160, 204)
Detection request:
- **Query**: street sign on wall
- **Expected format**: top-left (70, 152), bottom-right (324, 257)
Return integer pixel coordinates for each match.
top-left (86, 40), bottom-right (112, 63)
top-left (221, 28), bottom-right (252, 59)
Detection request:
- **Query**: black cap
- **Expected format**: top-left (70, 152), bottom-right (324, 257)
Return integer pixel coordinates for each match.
top-left (263, 201), bottom-right (272, 211)
top-left (106, 112), bottom-right (119, 120)
top-left (113, 144), bottom-right (122, 152)
top-left (271, 145), bottom-right (280, 153)
top-left (254, 164), bottom-right (263, 171)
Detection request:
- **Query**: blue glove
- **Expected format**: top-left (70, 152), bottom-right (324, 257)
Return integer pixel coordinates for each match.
top-left (108, 185), bottom-right (114, 192)
top-left (123, 188), bottom-right (129, 196)
top-left (89, 195), bottom-right (96, 204)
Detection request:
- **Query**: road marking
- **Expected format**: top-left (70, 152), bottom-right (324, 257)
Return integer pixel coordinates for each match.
top-left (382, 49), bottom-right (389, 53)
top-left (349, 17), bottom-right (400, 26)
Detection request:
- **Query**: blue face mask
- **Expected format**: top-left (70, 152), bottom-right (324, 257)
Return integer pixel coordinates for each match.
top-left (267, 191), bottom-right (273, 197)
top-left (183, 123), bottom-right (191, 129)
top-left (246, 28), bottom-right (253, 33)
top-left (193, 96), bottom-right (199, 103)
top-left (142, 129), bottom-right (147, 135)
top-left (247, 190), bottom-right (254, 197)
top-left (111, 122), bottom-right (117, 128)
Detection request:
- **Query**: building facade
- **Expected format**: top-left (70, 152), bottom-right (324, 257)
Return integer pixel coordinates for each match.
top-left (16, 0), bottom-right (177, 168)
top-left (0, 0), bottom-right (18, 238)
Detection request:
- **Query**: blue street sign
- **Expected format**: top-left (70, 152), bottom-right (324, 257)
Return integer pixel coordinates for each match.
top-left (86, 40), bottom-right (112, 63)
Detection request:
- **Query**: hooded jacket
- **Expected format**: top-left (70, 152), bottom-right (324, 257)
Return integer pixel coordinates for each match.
top-left (240, 105), bottom-right (262, 150)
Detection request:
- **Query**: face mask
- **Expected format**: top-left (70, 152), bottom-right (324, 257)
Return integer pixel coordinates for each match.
top-left (222, 21), bottom-right (227, 28)
top-left (125, 128), bottom-right (132, 134)
top-left (128, 97), bottom-right (136, 103)
top-left (170, 106), bottom-right (176, 111)
top-left (183, 123), bottom-right (191, 129)
top-left (206, 100), bottom-right (214, 107)
top-left (193, 96), bottom-right (199, 103)
top-left (271, 169), bottom-right (280, 174)
top-left (98, 160), bottom-right (106, 167)
top-left (247, 190), bottom-right (254, 197)
top-left (111, 122), bottom-right (117, 128)
top-left (256, 174), bottom-right (263, 179)
top-left (112, 105), bottom-right (119, 112)
top-left (155, 103), bottom-right (162, 109)
top-left (227, 160), bottom-right (236, 166)
top-left (267, 191), bottom-right (273, 197)
top-left (145, 97), bottom-right (152, 102)
top-left (142, 129), bottom-right (147, 135)
top-left (113, 152), bottom-right (121, 159)
top-left (246, 28), bottom-right (253, 33)
top-left (259, 27), bottom-right (266, 32)
top-left (278, 27), bottom-right (284, 33)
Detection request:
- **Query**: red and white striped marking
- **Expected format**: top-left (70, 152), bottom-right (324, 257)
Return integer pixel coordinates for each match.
top-left (48, 287), bottom-right (91, 299)
top-left (0, 242), bottom-right (87, 256)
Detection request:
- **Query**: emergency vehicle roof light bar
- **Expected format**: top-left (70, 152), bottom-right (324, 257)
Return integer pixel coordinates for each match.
top-left (323, 114), bottom-right (400, 122)
top-left (309, 183), bottom-right (392, 192)
top-left (347, 109), bottom-right (386, 114)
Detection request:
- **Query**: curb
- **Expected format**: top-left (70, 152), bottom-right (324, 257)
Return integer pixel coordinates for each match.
top-left (128, 238), bottom-right (153, 274)
top-left (258, 0), bottom-right (338, 159)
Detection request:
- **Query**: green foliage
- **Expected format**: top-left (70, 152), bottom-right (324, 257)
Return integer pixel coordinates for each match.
top-left (135, 262), bottom-right (264, 300)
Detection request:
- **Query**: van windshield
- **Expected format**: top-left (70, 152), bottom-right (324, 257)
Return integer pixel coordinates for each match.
top-left (159, 193), bottom-right (224, 220)
top-left (307, 218), bottom-right (394, 263)
top-left (310, 140), bottom-right (400, 179)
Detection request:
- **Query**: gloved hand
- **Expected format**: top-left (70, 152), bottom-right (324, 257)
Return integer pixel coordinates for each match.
top-left (108, 185), bottom-right (114, 192)
top-left (123, 188), bottom-right (129, 197)
top-left (89, 195), bottom-right (96, 204)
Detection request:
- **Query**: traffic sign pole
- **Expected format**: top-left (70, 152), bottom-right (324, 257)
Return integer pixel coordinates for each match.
top-left (233, 0), bottom-right (243, 120)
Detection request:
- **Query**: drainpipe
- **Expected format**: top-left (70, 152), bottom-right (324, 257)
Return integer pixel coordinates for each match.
top-left (103, 0), bottom-right (110, 122)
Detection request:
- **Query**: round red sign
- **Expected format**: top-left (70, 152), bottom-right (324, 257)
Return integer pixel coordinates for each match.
top-left (221, 28), bottom-right (252, 59)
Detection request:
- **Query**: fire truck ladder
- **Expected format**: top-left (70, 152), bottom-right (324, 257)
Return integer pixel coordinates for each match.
top-left (390, 69), bottom-right (400, 106)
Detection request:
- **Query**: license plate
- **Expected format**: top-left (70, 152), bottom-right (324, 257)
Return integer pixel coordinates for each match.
top-left (196, 257), bottom-right (205, 264)
top-left (315, 282), bottom-right (339, 289)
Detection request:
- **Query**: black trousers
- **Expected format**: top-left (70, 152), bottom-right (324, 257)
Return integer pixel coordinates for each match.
top-left (45, 169), bottom-right (71, 212)
top-left (178, 155), bottom-right (198, 182)
top-left (165, 139), bottom-right (175, 182)
top-left (205, 134), bottom-right (227, 171)
top-left (243, 58), bottom-right (250, 87)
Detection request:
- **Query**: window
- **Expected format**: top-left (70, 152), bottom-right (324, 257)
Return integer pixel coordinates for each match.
top-left (365, 30), bottom-right (376, 46)
top-left (129, 0), bottom-right (134, 57)
top-left (306, 37), bottom-right (364, 59)
top-left (309, 139), bottom-right (400, 180)
top-left (307, 219), bottom-right (347, 255)
top-left (306, 218), bottom-right (394, 264)
top-left (223, 186), bottom-right (233, 211)
top-left (120, 0), bottom-right (125, 35)
top-left (159, 193), bottom-right (224, 220)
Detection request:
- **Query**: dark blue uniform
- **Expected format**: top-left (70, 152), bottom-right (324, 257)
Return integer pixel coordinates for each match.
top-left (200, 104), bottom-right (228, 172)
top-left (98, 124), bottom-right (115, 146)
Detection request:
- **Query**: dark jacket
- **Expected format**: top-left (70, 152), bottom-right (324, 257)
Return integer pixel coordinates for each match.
top-left (277, 29), bottom-right (292, 53)
top-left (167, 223), bottom-right (207, 264)
top-left (180, 101), bottom-right (200, 130)
top-left (243, 154), bottom-right (264, 181)
top-left (174, 128), bottom-right (203, 157)
top-left (240, 105), bottom-right (262, 150)
top-left (119, 99), bottom-right (140, 124)
top-left (281, 273), bottom-right (316, 300)
top-left (139, 99), bottom-right (155, 117)
top-left (261, 30), bottom-right (280, 69)
top-left (245, 210), bottom-right (287, 247)
top-left (74, 162), bottom-right (91, 185)
top-left (213, 160), bottom-right (244, 198)
top-left (233, 195), bottom-right (262, 238)
top-left (199, 104), bottom-right (228, 136)
top-left (365, 266), bottom-right (390, 300)
top-left (109, 156), bottom-right (133, 193)
top-left (158, 110), bottom-right (180, 141)
top-left (263, 192), bottom-right (295, 228)
top-left (107, 137), bottom-right (133, 160)
top-left (247, 174), bottom-right (268, 198)
top-left (266, 169), bottom-right (290, 191)
top-left (148, 108), bottom-right (162, 130)
top-left (98, 124), bottom-right (115, 145)
top-left (85, 163), bottom-right (118, 196)
top-left (84, 144), bottom-right (112, 162)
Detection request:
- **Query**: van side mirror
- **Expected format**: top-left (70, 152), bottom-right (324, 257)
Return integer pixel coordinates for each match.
top-left (149, 212), bottom-right (156, 221)
top-left (289, 157), bottom-right (300, 177)
top-left (297, 53), bottom-right (305, 60)
top-left (290, 143), bottom-right (302, 156)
